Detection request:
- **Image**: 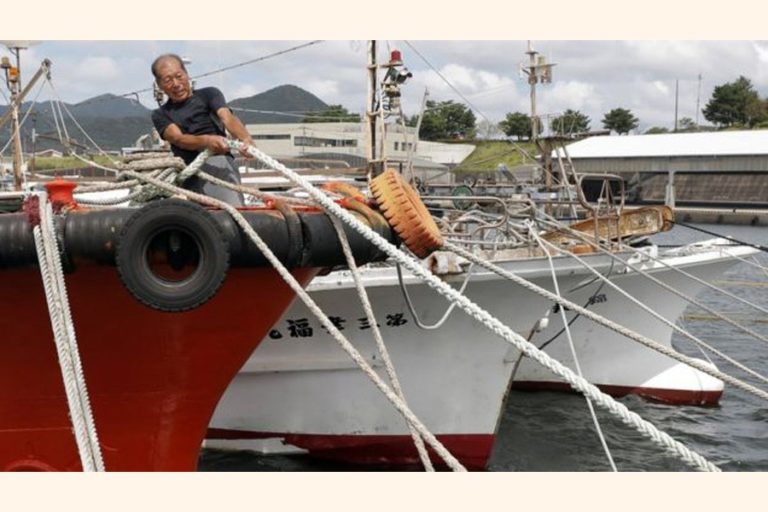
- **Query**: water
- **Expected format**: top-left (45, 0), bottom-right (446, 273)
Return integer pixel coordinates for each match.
top-left (199, 224), bottom-right (768, 472)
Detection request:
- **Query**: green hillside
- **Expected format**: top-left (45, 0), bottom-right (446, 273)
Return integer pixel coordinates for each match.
top-left (453, 140), bottom-right (537, 174)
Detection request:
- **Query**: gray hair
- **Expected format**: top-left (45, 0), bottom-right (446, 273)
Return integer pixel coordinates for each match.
top-left (151, 54), bottom-right (187, 79)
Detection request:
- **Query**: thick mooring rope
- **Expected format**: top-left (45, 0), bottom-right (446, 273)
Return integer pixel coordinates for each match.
top-left (119, 168), bottom-right (467, 472)
top-left (33, 196), bottom-right (104, 472)
top-left (236, 142), bottom-right (719, 472)
top-left (330, 217), bottom-right (435, 471)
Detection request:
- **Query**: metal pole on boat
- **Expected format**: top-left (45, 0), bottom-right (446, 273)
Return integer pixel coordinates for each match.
top-left (0, 41), bottom-right (45, 190)
top-left (3, 47), bottom-right (25, 191)
top-left (366, 40), bottom-right (380, 179)
top-left (526, 41), bottom-right (538, 143)
top-left (522, 41), bottom-right (555, 144)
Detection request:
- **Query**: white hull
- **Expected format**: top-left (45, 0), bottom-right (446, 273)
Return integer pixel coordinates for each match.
top-left (208, 243), bottom-right (754, 468)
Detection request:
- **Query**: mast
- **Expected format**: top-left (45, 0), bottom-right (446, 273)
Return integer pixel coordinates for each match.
top-left (1, 41), bottom-right (46, 191)
top-left (521, 41), bottom-right (555, 144)
top-left (4, 46), bottom-right (24, 190)
top-left (366, 41), bottom-right (380, 179)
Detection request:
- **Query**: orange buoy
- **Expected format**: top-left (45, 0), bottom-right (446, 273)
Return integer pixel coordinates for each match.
top-left (370, 169), bottom-right (443, 258)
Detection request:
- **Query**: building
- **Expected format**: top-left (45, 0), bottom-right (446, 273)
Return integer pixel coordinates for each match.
top-left (245, 122), bottom-right (475, 185)
top-left (564, 130), bottom-right (768, 206)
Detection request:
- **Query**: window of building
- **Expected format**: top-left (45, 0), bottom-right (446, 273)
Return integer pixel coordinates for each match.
top-left (294, 136), bottom-right (357, 148)
top-left (253, 134), bottom-right (291, 140)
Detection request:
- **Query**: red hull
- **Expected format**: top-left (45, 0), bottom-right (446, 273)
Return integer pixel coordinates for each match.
top-left (206, 429), bottom-right (495, 470)
top-left (0, 265), bottom-right (315, 471)
top-left (511, 381), bottom-right (722, 406)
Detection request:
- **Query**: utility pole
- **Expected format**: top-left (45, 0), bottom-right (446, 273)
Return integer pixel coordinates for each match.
top-left (521, 41), bottom-right (555, 144)
top-left (695, 73), bottom-right (702, 127)
top-left (674, 79), bottom-right (679, 132)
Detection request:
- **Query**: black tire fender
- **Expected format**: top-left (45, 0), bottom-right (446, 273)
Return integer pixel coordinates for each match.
top-left (116, 199), bottom-right (230, 312)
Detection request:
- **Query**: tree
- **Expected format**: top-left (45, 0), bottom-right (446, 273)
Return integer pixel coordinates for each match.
top-left (602, 108), bottom-right (639, 135)
top-left (645, 126), bottom-right (669, 134)
top-left (703, 76), bottom-right (766, 128)
top-left (302, 104), bottom-right (360, 123)
top-left (550, 109), bottom-right (590, 135)
top-left (677, 117), bottom-right (698, 132)
top-left (419, 100), bottom-right (476, 140)
top-left (477, 119), bottom-right (503, 140)
top-left (499, 111), bottom-right (539, 140)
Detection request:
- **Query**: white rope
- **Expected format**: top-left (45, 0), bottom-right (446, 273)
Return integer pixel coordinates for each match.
top-left (447, 240), bottom-right (768, 403)
top-left (236, 142), bottom-right (719, 472)
top-left (534, 234), bottom-right (768, 387)
top-left (33, 195), bottom-right (104, 471)
top-left (396, 262), bottom-right (475, 330)
top-left (537, 215), bottom-right (768, 348)
top-left (330, 217), bottom-right (435, 471)
top-left (119, 167), bottom-right (467, 472)
top-left (620, 240), bottom-right (768, 317)
top-left (531, 228), bottom-right (617, 472)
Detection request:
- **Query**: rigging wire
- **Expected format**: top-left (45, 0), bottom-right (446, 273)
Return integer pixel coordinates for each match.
top-left (402, 41), bottom-right (536, 162)
top-left (531, 228), bottom-right (618, 472)
top-left (229, 107), bottom-right (361, 121)
top-left (46, 78), bottom-right (119, 165)
top-left (76, 41), bottom-right (326, 107)
top-left (0, 77), bottom-right (47, 158)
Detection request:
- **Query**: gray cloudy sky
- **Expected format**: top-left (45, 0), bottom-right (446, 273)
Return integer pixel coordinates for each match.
top-left (3, 40), bottom-right (768, 133)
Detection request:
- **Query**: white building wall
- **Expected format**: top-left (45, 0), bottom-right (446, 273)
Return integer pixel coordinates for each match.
top-left (246, 122), bottom-right (474, 166)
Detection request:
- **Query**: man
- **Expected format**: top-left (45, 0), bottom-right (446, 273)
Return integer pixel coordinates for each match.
top-left (151, 53), bottom-right (255, 206)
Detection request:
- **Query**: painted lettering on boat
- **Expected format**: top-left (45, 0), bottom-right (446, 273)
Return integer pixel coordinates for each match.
top-left (268, 312), bottom-right (410, 339)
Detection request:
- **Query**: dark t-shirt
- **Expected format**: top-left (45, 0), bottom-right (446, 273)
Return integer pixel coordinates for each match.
top-left (151, 87), bottom-right (228, 164)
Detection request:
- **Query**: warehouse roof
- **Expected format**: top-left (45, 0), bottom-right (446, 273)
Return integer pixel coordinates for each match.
top-left (565, 130), bottom-right (768, 158)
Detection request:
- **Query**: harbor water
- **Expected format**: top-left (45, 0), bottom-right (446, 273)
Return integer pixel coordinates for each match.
top-left (199, 224), bottom-right (768, 472)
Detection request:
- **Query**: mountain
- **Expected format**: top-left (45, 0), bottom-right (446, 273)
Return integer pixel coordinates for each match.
top-left (229, 84), bottom-right (328, 124)
top-left (0, 85), bottom-right (330, 152)
top-left (70, 93), bottom-right (152, 118)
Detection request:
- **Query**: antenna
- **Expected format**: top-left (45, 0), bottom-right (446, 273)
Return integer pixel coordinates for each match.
top-left (520, 40), bottom-right (556, 143)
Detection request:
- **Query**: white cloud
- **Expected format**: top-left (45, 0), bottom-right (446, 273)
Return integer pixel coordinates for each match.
top-left (5, 40), bottom-right (767, 132)
top-left (231, 84), bottom-right (260, 99)
top-left (303, 80), bottom-right (340, 102)
top-left (74, 56), bottom-right (120, 81)
top-left (543, 81), bottom-right (599, 115)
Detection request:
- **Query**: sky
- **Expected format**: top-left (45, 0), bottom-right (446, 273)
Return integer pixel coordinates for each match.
top-left (3, 40), bottom-right (768, 135)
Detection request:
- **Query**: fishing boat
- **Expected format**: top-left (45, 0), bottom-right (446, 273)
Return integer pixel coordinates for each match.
top-left (0, 177), bottom-right (396, 471)
top-left (207, 212), bottom-right (758, 469)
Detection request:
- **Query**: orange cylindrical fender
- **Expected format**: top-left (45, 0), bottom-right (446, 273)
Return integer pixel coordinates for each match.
top-left (369, 169), bottom-right (443, 258)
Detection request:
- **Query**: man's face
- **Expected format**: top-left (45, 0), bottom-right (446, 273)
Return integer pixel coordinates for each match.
top-left (155, 58), bottom-right (191, 103)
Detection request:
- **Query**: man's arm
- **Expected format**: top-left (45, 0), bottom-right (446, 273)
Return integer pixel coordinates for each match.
top-left (161, 123), bottom-right (230, 154)
top-left (217, 107), bottom-right (256, 157)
